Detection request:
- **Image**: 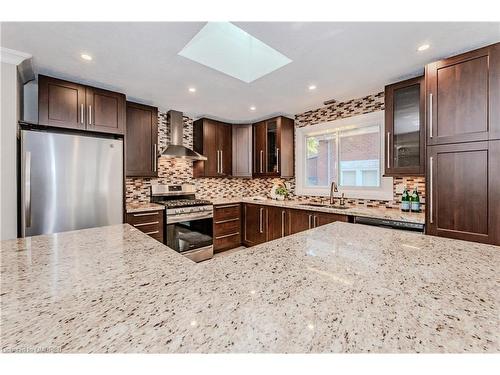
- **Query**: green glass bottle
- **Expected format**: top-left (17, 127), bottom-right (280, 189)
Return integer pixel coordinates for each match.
top-left (401, 186), bottom-right (410, 212)
top-left (410, 186), bottom-right (420, 212)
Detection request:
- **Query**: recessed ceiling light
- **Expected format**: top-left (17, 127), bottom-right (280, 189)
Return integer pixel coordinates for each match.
top-left (188, 87), bottom-right (196, 93)
top-left (80, 53), bottom-right (92, 61)
top-left (250, 106), bottom-right (256, 111)
top-left (417, 44), bottom-right (430, 52)
top-left (308, 85), bottom-right (317, 91)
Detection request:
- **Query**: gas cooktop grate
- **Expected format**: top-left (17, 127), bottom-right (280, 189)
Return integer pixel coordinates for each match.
top-left (159, 199), bottom-right (212, 208)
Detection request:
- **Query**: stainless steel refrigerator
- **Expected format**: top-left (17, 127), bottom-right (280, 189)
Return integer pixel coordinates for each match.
top-left (20, 129), bottom-right (123, 237)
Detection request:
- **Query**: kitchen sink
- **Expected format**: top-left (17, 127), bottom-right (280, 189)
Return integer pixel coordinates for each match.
top-left (300, 203), bottom-right (326, 207)
top-left (300, 203), bottom-right (350, 210)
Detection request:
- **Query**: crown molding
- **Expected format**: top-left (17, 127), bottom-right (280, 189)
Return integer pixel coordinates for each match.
top-left (0, 47), bottom-right (32, 65)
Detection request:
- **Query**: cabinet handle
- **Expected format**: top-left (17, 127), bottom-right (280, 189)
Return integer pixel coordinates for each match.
top-left (132, 212), bottom-right (158, 217)
top-left (220, 150), bottom-right (223, 174)
top-left (276, 148), bottom-right (280, 174)
top-left (429, 93), bottom-right (433, 139)
top-left (313, 215), bottom-right (317, 228)
top-left (244, 205), bottom-right (248, 242)
top-left (386, 132), bottom-right (391, 169)
top-left (429, 156), bottom-right (434, 224)
top-left (214, 218), bottom-right (239, 224)
top-left (153, 144), bottom-right (157, 172)
top-left (88, 105), bottom-right (92, 125)
top-left (24, 151), bottom-right (31, 228)
top-left (133, 221), bottom-right (159, 227)
top-left (260, 150), bottom-right (263, 173)
top-left (217, 150), bottom-right (220, 173)
top-left (80, 104), bottom-right (84, 124)
top-left (215, 232), bottom-right (240, 240)
top-left (259, 207), bottom-right (264, 233)
top-left (308, 214), bottom-right (312, 229)
top-left (281, 210), bottom-right (285, 237)
top-left (144, 230), bottom-right (159, 235)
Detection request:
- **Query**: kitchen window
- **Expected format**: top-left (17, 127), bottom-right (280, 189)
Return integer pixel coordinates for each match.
top-left (296, 111), bottom-right (393, 200)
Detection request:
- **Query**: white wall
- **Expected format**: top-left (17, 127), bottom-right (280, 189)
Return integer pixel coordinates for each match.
top-left (0, 61), bottom-right (19, 240)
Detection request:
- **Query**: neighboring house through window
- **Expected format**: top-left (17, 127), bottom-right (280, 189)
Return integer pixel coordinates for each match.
top-left (296, 111), bottom-right (393, 200)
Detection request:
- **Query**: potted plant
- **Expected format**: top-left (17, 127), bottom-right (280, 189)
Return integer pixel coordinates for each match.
top-left (275, 186), bottom-right (288, 201)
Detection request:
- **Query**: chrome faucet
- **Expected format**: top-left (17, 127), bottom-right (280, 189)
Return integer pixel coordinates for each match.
top-left (329, 181), bottom-right (338, 205)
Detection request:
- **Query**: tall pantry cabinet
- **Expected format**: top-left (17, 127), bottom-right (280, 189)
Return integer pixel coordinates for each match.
top-left (425, 42), bottom-right (500, 245)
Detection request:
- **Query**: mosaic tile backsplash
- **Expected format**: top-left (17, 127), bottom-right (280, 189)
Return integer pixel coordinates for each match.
top-left (126, 92), bottom-right (425, 209)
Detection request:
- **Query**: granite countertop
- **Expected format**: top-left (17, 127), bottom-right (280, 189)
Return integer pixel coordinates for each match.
top-left (212, 197), bottom-right (425, 224)
top-left (1, 222), bottom-right (498, 353)
top-left (126, 202), bottom-right (165, 213)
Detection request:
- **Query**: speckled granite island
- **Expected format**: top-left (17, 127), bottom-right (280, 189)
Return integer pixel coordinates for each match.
top-left (1, 222), bottom-right (498, 353)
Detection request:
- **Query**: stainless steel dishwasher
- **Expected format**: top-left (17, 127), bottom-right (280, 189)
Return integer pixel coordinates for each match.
top-left (353, 216), bottom-right (425, 232)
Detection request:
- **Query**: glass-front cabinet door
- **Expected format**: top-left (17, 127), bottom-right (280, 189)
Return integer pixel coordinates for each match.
top-left (266, 119), bottom-right (279, 174)
top-left (384, 76), bottom-right (425, 176)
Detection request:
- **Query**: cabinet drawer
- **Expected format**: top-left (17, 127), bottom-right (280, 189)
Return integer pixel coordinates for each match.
top-left (126, 209), bottom-right (164, 243)
top-left (214, 232), bottom-right (241, 253)
top-left (214, 204), bottom-right (241, 221)
top-left (214, 218), bottom-right (240, 237)
top-left (131, 222), bottom-right (161, 233)
top-left (126, 210), bottom-right (163, 225)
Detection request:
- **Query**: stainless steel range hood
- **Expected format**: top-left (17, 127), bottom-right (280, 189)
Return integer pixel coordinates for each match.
top-left (160, 110), bottom-right (207, 160)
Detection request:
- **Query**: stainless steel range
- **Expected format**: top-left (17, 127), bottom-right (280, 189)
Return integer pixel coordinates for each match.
top-left (151, 184), bottom-right (213, 262)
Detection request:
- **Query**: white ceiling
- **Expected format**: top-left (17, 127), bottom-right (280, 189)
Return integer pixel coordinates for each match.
top-left (1, 22), bottom-right (499, 123)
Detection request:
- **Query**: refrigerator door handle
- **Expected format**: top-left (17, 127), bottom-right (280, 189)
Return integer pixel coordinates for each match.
top-left (25, 151), bottom-right (32, 228)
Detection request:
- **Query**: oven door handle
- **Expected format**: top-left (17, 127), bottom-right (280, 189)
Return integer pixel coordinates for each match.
top-left (166, 211), bottom-right (213, 224)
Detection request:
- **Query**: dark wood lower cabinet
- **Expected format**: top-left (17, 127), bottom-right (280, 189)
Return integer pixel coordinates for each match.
top-left (267, 206), bottom-right (290, 241)
top-left (242, 204), bottom-right (350, 246)
top-left (242, 204), bottom-right (268, 246)
top-left (289, 209), bottom-right (314, 234)
top-left (427, 141), bottom-right (499, 245)
top-left (490, 140), bottom-right (500, 246)
top-left (288, 209), bottom-right (348, 235)
top-left (126, 210), bottom-right (164, 243)
top-left (315, 212), bottom-right (349, 226)
top-left (213, 204), bottom-right (241, 252)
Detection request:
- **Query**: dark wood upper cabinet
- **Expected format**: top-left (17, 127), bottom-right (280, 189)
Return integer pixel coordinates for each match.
top-left (253, 116), bottom-right (294, 178)
top-left (253, 121), bottom-right (267, 175)
top-left (125, 101), bottom-right (158, 177)
top-left (425, 42), bottom-right (500, 246)
top-left (384, 76), bottom-right (425, 176)
top-left (86, 87), bottom-right (125, 135)
top-left (38, 75), bottom-right (125, 135)
top-left (193, 118), bottom-right (232, 177)
top-left (426, 42), bottom-right (500, 145)
top-left (232, 124), bottom-right (253, 177)
top-left (426, 141), bottom-right (498, 245)
top-left (38, 75), bottom-right (86, 130)
top-left (217, 121), bottom-right (232, 176)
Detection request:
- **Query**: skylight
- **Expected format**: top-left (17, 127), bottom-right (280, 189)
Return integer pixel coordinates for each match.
top-left (178, 22), bottom-right (292, 83)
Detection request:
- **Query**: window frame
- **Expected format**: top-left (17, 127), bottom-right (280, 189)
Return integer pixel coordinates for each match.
top-left (296, 111), bottom-right (393, 200)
